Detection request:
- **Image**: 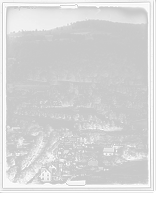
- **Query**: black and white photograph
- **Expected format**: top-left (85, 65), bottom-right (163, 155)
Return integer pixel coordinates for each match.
top-left (1, 1), bottom-right (155, 192)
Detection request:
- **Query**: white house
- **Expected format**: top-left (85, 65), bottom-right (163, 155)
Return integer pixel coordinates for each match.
top-left (58, 149), bottom-right (75, 167)
top-left (88, 157), bottom-right (98, 167)
top-left (103, 147), bottom-right (114, 156)
top-left (52, 101), bottom-right (61, 106)
top-left (39, 163), bottom-right (62, 183)
top-left (40, 167), bottom-right (52, 182)
top-left (114, 143), bottom-right (123, 153)
top-left (11, 126), bottom-right (21, 132)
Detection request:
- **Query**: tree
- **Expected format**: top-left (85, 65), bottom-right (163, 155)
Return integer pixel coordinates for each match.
top-left (6, 144), bottom-right (10, 157)
top-left (131, 124), bottom-right (134, 130)
top-left (111, 94), bottom-right (118, 105)
top-left (66, 82), bottom-right (74, 94)
top-left (72, 114), bottom-right (78, 121)
top-left (48, 112), bottom-right (54, 118)
top-left (47, 72), bottom-right (58, 85)
top-left (16, 135), bottom-right (24, 147)
top-left (87, 114), bottom-right (92, 122)
top-left (39, 71), bottom-right (47, 82)
top-left (14, 166), bottom-right (36, 184)
top-left (68, 92), bottom-right (75, 106)
top-left (44, 124), bottom-right (54, 137)
top-left (8, 155), bottom-right (15, 167)
top-left (79, 115), bottom-right (84, 122)
top-left (75, 152), bottom-right (81, 162)
top-left (83, 122), bottom-right (90, 129)
top-left (111, 120), bottom-right (115, 130)
top-left (87, 87), bottom-right (93, 96)
top-left (92, 93), bottom-right (101, 104)
top-left (106, 120), bottom-right (110, 130)
top-left (6, 165), bottom-right (17, 182)
top-left (73, 85), bottom-right (79, 96)
top-left (67, 114), bottom-right (71, 120)
top-left (45, 87), bottom-right (48, 97)
top-left (21, 132), bottom-right (43, 170)
top-left (91, 79), bottom-right (96, 89)
top-left (122, 146), bottom-right (138, 160)
top-left (74, 122), bottom-right (82, 131)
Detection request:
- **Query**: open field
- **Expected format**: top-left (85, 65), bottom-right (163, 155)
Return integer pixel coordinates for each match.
top-left (131, 118), bottom-right (148, 129)
top-left (72, 160), bottom-right (149, 185)
top-left (26, 108), bottom-right (106, 120)
top-left (7, 80), bottom-right (91, 93)
top-left (125, 85), bottom-right (148, 92)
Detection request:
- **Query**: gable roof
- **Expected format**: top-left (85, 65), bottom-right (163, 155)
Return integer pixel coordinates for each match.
top-left (103, 147), bottom-right (114, 153)
top-left (41, 167), bottom-right (51, 174)
top-left (71, 133), bottom-right (80, 138)
top-left (63, 149), bottom-right (75, 158)
top-left (66, 151), bottom-right (74, 157)
top-left (46, 163), bottom-right (56, 168)
top-left (88, 157), bottom-right (98, 162)
top-left (64, 137), bottom-right (70, 142)
top-left (69, 137), bottom-right (77, 142)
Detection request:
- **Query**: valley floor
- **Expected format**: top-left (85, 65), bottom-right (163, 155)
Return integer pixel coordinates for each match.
top-left (72, 160), bottom-right (149, 185)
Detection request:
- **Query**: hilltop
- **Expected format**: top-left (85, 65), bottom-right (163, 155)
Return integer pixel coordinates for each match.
top-left (7, 20), bottom-right (147, 85)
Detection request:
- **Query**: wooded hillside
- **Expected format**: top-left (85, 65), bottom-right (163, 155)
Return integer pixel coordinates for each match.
top-left (7, 20), bottom-right (148, 85)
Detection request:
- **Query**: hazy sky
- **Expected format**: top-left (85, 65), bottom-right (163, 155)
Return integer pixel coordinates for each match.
top-left (7, 6), bottom-right (148, 33)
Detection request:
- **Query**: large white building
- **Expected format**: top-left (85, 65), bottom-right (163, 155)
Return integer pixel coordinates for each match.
top-left (103, 142), bottom-right (123, 156)
top-left (39, 161), bottom-right (63, 183)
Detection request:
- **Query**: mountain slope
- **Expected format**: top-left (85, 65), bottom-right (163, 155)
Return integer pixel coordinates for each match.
top-left (7, 20), bottom-right (147, 85)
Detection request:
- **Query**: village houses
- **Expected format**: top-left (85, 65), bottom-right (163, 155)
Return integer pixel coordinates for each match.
top-left (87, 157), bottom-right (98, 167)
top-left (39, 161), bottom-right (63, 182)
top-left (103, 142), bottom-right (123, 156)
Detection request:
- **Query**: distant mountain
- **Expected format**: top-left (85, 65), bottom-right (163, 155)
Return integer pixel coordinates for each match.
top-left (7, 20), bottom-right (148, 82)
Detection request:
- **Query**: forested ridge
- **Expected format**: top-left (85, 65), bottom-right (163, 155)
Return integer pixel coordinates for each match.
top-left (7, 20), bottom-right (148, 85)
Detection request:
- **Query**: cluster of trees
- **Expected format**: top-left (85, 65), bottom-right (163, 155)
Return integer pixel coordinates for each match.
top-left (125, 99), bottom-right (145, 110)
top-left (102, 144), bottom-right (148, 166)
top-left (121, 145), bottom-right (148, 160)
top-left (117, 111), bottom-right (130, 126)
top-left (44, 85), bottom-right (58, 97)
top-left (22, 121), bottom-right (43, 136)
top-left (129, 89), bottom-right (142, 99)
top-left (108, 84), bottom-right (127, 94)
top-left (82, 117), bottom-right (122, 131)
top-left (6, 131), bottom-right (59, 184)
top-left (7, 21), bottom-right (147, 85)
top-left (21, 132), bottom-right (44, 170)
top-left (66, 82), bottom-right (79, 96)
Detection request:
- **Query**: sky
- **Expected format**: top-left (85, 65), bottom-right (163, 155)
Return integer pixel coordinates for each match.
top-left (7, 6), bottom-right (148, 34)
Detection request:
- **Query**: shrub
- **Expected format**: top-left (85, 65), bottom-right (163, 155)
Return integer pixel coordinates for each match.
top-left (85, 171), bottom-right (93, 176)
top-left (90, 166), bottom-right (98, 171)
top-left (121, 146), bottom-right (138, 160)
top-left (111, 155), bottom-right (126, 165)
top-left (137, 150), bottom-right (148, 159)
